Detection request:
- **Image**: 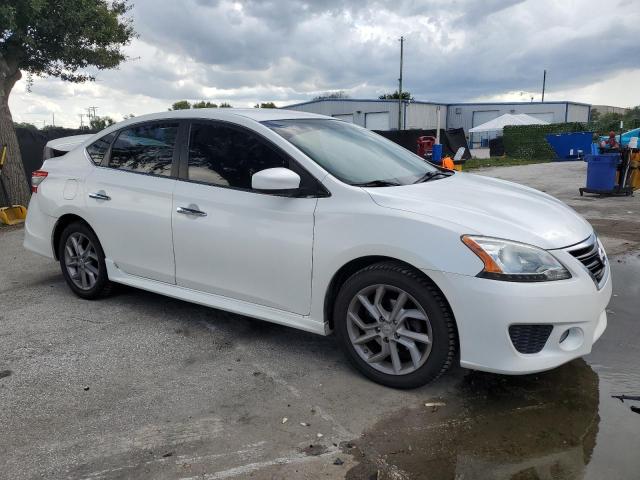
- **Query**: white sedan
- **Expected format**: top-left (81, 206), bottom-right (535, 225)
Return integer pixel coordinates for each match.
top-left (24, 109), bottom-right (611, 388)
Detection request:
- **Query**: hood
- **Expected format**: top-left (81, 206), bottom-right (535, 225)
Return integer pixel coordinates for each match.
top-left (365, 172), bottom-right (592, 250)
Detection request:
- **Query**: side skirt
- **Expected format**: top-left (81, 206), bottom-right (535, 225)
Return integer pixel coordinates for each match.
top-left (105, 259), bottom-right (327, 336)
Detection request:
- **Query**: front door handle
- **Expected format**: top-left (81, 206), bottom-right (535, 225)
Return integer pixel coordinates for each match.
top-left (89, 192), bottom-right (111, 201)
top-left (177, 206), bottom-right (207, 217)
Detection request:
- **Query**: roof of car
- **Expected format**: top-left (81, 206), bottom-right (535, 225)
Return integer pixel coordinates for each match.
top-left (77, 108), bottom-right (333, 148)
top-left (117, 108), bottom-right (329, 124)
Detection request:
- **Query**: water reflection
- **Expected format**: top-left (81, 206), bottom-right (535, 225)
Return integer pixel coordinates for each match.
top-left (346, 359), bottom-right (599, 480)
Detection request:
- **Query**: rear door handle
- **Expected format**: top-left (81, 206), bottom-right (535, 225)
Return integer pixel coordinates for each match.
top-left (89, 192), bottom-right (111, 201)
top-left (176, 206), bottom-right (207, 217)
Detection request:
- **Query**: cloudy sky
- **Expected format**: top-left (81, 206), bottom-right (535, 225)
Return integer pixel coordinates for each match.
top-left (10, 0), bottom-right (640, 128)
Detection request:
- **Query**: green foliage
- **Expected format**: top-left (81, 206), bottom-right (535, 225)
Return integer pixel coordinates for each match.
top-left (1, 0), bottom-right (135, 83)
top-left (192, 101), bottom-right (217, 109)
top-left (313, 91), bottom-right (349, 101)
top-left (254, 102), bottom-right (277, 109)
top-left (503, 123), bottom-right (587, 159)
top-left (89, 116), bottom-right (115, 131)
top-left (219, 102), bottom-right (232, 108)
top-left (464, 156), bottom-right (551, 170)
top-left (378, 91), bottom-right (413, 100)
top-left (13, 121), bottom-right (37, 129)
top-left (589, 106), bottom-right (640, 134)
top-left (170, 100), bottom-right (191, 110)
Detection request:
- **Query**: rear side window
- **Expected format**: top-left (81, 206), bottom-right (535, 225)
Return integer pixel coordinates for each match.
top-left (187, 123), bottom-right (289, 189)
top-left (108, 123), bottom-right (178, 177)
top-left (86, 132), bottom-right (115, 166)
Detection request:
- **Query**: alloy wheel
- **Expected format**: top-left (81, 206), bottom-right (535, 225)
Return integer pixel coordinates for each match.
top-left (64, 232), bottom-right (100, 290)
top-left (346, 284), bottom-right (433, 375)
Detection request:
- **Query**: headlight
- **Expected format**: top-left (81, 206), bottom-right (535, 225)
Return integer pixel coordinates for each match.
top-left (461, 235), bottom-right (571, 282)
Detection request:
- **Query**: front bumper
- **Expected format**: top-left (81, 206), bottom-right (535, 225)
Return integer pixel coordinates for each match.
top-left (424, 250), bottom-right (611, 375)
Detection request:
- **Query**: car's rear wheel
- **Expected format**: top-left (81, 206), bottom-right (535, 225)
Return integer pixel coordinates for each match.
top-left (334, 261), bottom-right (457, 388)
top-left (58, 222), bottom-right (113, 299)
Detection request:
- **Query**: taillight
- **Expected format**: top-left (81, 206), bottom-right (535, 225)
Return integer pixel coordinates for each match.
top-left (31, 170), bottom-right (48, 193)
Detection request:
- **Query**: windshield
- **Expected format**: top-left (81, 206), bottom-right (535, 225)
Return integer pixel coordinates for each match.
top-left (263, 119), bottom-right (441, 186)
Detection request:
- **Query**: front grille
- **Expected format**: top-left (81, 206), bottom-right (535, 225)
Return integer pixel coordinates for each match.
top-left (567, 235), bottom-right (606, 284)
top-left (509, 324), bottom-right (553, 354)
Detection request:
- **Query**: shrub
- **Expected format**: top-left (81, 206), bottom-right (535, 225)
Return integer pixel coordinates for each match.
top-left (503, 123), bottom-right (587, 159)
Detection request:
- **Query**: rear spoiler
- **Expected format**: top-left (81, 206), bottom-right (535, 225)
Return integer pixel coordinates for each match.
top-left (43, 134), bottom-right (94, 160)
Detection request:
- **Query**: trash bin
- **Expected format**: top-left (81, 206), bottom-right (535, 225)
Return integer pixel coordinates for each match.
top-left (585, 153), bottom-right (619, 191)
top-left (432, 144), bottom-right (443, 164)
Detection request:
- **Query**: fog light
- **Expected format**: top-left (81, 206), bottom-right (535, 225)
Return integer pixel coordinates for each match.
top-left (559, 327), bottom-right (584, 351)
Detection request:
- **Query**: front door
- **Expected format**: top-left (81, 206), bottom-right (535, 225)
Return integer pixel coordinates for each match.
top-left (171, 121), bottom-right (317, 315)
top-left (84, 121), bottom-right (180, 284)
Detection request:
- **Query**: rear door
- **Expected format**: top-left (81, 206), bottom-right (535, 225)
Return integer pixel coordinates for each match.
top-left (171, 121), bottom-right (319, 314)
top-left (84, 121), bottom-right (182, 284)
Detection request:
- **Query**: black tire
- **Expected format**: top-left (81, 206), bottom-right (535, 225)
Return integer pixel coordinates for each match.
top-left (58, 222), bottom-right (113, 300)
top-left (334, 261), bottom-right (457, 389)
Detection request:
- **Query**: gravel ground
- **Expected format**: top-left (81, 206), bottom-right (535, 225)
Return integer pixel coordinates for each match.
top-left (1, 162), bottom-right (639, 479)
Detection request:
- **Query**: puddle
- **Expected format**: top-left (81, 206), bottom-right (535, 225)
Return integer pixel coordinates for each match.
top-left (345, 254), bottom-right (640, 479)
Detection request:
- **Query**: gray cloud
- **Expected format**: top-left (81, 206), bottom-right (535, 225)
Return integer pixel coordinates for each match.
top-left (114, 0), bottom-right (638, 105)
top-left (12, 0), bottom-right (640, 128)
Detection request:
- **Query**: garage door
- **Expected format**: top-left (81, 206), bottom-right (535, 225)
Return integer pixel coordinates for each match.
top-left (332, 114), bottom-right (354, 123)
top-left (365, 112), bottom-right (389, 130)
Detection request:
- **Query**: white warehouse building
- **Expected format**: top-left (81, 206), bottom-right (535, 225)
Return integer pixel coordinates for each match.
top-left (285, 99), bottom-right (591, 147)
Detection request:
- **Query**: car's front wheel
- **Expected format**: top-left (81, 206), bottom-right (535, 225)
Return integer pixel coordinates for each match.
top-left (58, 222), bottom-right (113, 299)
top-left (334, 261), bottom-right (457, 388)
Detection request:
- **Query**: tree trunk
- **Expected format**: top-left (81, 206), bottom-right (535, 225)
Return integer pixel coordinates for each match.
top-left (0, 61), bottom-right (31, 208)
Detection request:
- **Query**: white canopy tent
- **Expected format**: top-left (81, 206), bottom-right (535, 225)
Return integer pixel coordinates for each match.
top-left (469, 113), bottom-right (549, 134)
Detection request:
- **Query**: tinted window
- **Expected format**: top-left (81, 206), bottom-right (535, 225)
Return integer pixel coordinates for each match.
top-left (86, 132), bottom-right (115, 166)
top-left (187, 123), bottom-right (289, 189)
top-left (109, 123), bottom-right (178, 176)
top-left (264, 119), bottom-right (439, 186)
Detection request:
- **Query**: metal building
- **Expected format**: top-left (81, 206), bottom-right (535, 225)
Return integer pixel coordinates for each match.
top-left (285, 99), bottom-right (591, 147)
top-left (284, 99), bottom-right (447, 131)
top-left (446, 101), bottom-right (591, 147)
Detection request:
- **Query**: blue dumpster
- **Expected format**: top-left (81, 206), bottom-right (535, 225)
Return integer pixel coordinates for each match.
top-left (545, 132), bottom-right (593, 160)
top-left (585, 153), bottom-right (619, 191)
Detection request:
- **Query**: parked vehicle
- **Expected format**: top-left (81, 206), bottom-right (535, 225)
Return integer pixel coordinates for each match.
top-left (24, 109), bottom-right (611, 388)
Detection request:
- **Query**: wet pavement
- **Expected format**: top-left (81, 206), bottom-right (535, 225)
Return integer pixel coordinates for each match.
top-left (345, 253), bottom-right (640, 480)
top-left (1, 162), bottom-right (639, 479)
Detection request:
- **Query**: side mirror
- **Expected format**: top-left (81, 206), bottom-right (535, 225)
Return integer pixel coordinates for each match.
top-left (252, 167), bottom-right (301, 192)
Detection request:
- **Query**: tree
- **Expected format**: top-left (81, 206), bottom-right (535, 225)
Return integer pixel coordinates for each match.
top-left (378, 91), bottom-right (413, 100)
top-left (0, 0), bottom-right (135, 207)
top-left (313, 91), bottom-right (349, 101)
top-left (254, 102), bottom-right (277, 108)
top-left (219, 102), bottom-right (232, 108)
top-left (89, 116), bottom-right (115, 131)
top-left (192, 101), bottom-right (217, 109)
top-left (13, 121), bottom-right (37, 130)
top-left (170, 100), bottom-right (191, 110)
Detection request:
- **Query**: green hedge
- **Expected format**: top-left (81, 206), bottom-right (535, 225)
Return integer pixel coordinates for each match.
top-left (503, 122), bottom-right (588, 159)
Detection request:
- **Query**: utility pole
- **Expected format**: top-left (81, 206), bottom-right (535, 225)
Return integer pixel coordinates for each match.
top-left (52, 112), bottom-right (55, 127)
top-left (398, 35), bottom-right (404, 131)
top-left (541, 69), bottom-right (546, 103)
top-left (79, 113), bottom-right (85, 129)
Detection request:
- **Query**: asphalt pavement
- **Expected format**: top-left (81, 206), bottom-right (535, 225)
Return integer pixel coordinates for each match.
top-left (1, 162), bottom-right (639, 479)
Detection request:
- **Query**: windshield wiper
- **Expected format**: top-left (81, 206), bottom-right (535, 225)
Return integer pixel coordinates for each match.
top-left (413, 170), bottom-right (454, 184)
top-left (353, 180), bottom-right (402, 187)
